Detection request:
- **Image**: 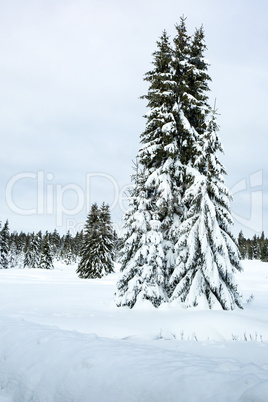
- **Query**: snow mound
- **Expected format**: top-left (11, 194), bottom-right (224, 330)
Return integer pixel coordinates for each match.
top-left (0, 316), bottom-right (268, 402)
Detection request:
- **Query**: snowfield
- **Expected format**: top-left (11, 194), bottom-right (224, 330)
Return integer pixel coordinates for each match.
top-left (0, 260), bottom-right (268, 401)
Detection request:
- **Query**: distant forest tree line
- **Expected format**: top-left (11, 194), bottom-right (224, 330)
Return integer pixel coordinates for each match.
top-left (238, 230), bottom-right (268, 262)
top-left (0, 216), bottom-right (267, 272)
top-left (0, 204), bottom-right (120, 272)
top-left (0, 219), bottom-right (83, 270)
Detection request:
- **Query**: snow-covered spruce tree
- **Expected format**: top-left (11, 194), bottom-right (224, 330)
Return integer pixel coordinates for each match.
top-left (0, 220), bottom-right (10, 269)
top-left (77, 203), bottom-right (114, 279)
top-left (8, 241), bottom-right (18, 268)
top-left (252, 235), bottom-right (261, 260)
top-left (116, 31), bottom-right (187, 308)
top-left (260, 240), bottom-right (268, 262)
top-left (117, 20), bottom-right (242, 310)
top-left (23, 238), bottom-right (32, 268)
top-left (98, 202), bottom-right (115, 271)
top-left (73, 231), bottom-right (83, 260)
top-left (51, 229), bottom-right (61, 261)
top-left (237, 230), bottom-right (247, 260)
top-left (8, 231), bottom-right (24, 269)
top-left (24, 233), bottom-right (41, 268)
top-left (170, 110), bottom-right (243, 309)
top-left (62, 231), bottom-right (75, 265)
top-left (39, 235), bottom-right (54, 270)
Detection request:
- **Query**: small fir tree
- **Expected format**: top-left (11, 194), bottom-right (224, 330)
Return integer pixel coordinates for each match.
top-left (63, 231), bottom-right (75, 265)
top-left (24, 233), bottom-right (41, 268)
top-left (51, 229), bottom-right (61, 260)
top-left (73, 231), bottom-right (83, 261)
top-left (98, 203), bottom-right (115, 273)
top-left (77, 203), bottom-right (114, 279)
top-left (23, 241), bottom-right (32, 268)
top-left (238, 231), bottom-right (247, 260)
top-left (252, 235), bottom-right (261, 260)
top-left (260, 241), bottom-right (268, 262)
top-left (8, 241), bottom-right (18, 268)
top-left (8, 231), bottom-right (24, 269)
top-left (39, 235), bottom-right (54, 270)
top-left (247, 242), bottom-right (253, 260)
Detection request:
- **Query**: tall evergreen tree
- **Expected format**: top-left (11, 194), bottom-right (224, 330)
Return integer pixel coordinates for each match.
top-left (77, 203), bottom-right (114, 279)
top-left (116, 19), bottom-right (243, 310)
top-left (116, 23), bottom-right (210, 308)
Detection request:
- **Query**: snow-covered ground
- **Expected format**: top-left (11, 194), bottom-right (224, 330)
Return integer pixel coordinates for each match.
top-left (0, 260), bottom-right (268, 401)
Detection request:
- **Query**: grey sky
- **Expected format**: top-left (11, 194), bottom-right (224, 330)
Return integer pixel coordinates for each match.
top-left (0, 0), bottom-right (267, 237)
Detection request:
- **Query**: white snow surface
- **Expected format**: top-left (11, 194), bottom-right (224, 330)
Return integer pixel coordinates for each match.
top-left (0, 260), bottom-right (268, 401)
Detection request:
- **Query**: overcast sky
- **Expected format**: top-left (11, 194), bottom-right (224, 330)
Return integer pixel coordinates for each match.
top-left (0, 0), bottom-right (267, 237)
